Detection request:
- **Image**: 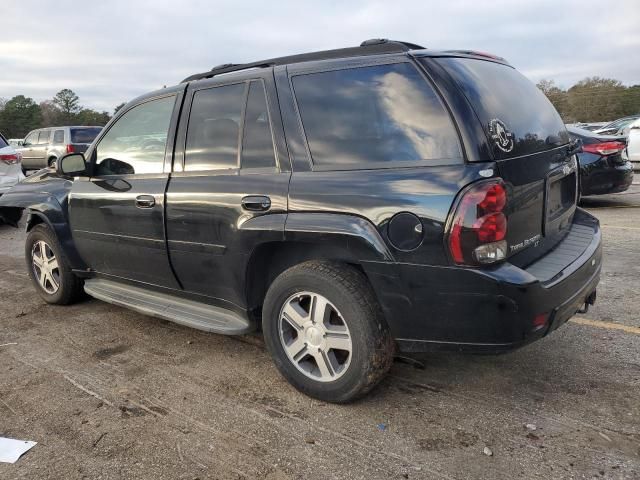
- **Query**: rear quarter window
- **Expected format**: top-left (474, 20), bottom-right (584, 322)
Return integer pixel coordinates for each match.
top-left (71, 127), bottom-right (102, 144)
top-left (432, 57), bottom-right (569, 159)
top-left (291, 62), bottom-right (462, 169)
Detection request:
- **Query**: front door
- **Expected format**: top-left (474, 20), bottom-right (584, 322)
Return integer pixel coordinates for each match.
top-left (166, 74), bottom-right (290, 307)
top-left (20, 131), bottom-right (41, 169)
top-left (69, 93), bottom-right (182, 289)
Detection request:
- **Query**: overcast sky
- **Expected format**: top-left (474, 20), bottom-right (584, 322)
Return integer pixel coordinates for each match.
top-left (2, 0), bottom-right (639, 112)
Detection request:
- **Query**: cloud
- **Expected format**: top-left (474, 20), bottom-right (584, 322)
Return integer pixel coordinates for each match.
top-left (1, 0), bottom-right (638, 110)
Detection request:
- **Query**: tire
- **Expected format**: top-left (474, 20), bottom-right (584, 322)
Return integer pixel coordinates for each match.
top-left (262, 261), bottom-right (394, 403)
top-left (48, 157), bottom-right (57, 168)
top-left (25, 224), bottom-right (84, 305)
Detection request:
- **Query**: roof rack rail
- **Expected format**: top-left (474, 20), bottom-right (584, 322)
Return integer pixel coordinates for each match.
top-left (181, 39), bottom-right (426, 83)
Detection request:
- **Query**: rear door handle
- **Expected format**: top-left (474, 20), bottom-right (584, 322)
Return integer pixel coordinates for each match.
top-left (241, 195), bottom-right (271, 212)
top-left (135, 195), bottom-right (156, 209)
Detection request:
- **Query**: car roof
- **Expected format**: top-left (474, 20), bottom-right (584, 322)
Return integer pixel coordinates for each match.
top-left (180, 39), bottom-right (511, 85)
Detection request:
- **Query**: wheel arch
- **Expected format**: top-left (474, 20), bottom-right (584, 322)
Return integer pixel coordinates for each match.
top-left (244, 212), bottom-right (397, 318)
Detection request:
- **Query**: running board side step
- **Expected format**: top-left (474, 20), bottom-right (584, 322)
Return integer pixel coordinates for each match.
top-left (84, 279), bottom-right (253, 335)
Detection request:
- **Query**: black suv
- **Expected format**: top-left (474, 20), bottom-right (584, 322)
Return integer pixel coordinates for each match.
top-left (0, 40), bottom-right (601, 403)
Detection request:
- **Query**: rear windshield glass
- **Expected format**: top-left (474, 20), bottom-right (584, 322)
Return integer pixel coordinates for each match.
top-left (71, 127), bottom-right (102, 144)
top-left (432, 58), bottom-right (569, 159)
top-left (0, 135), bottom-right (7, 148)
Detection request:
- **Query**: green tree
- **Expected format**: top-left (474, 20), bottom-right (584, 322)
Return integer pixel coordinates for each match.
top-left (537, 79), bottom-right (571, 121)
top-left (52, 89), bottom-right (80, 124)
top-left (76, 108), bottom-right (111, 126)
top-left (0, 95), bottom-right (42, 138)
top-left (566, 77), bottom-right (627, 122)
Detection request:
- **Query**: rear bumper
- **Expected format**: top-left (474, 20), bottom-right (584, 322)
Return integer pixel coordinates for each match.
top-left (581, 161), bottom-right (633, 196)
top-left (366, 209), bottom-right (602, 353)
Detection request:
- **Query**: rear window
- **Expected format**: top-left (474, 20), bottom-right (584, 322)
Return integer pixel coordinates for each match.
top-left (432, 58), bottom-right (569, 159)
top-left (71, 127), bottom-right (102, 144)
top-left (292, 62), bottom-right (461, 169)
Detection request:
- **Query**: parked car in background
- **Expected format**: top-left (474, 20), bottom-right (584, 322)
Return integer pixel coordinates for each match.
top-left (593, 115), bottom-right (640, 136)
top-left (16, 126), bottom-right (103, 171)
top-left (0, 132), bottom-right (25, 198)
top-left (0, 40), bottom-right (602, 402)
top-left (566, 125), bottom-right (633, 196)
top-left (572, 122), bottom-right (607, 132)
top-left (8, 138), bottom-right (24, 148)
top-left (627, 118), bottom-right (640, 162)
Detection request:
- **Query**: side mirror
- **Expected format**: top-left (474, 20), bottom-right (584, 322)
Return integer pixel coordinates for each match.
top-left (22, 141), bottom-right (31, 147)
top-left (57, 153), bottom-right (87, 177)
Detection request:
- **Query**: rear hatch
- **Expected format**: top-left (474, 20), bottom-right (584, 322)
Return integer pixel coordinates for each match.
top-left (70, 127), bottom-right (102, 153)
top-left (432, 56), bottom-right (577, 266)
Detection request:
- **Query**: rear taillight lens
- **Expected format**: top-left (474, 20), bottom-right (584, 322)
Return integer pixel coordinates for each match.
top-left (447, 179), bottom-right (508, 266)
top-left (582, 141), bottom-right (626, 156)
top-left (66, 144), bottom-right (75, 154)
top-left (0, 153), bottom-right (21, 165)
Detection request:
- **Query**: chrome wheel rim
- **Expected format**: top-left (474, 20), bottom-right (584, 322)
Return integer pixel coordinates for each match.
top-left (278, 291), bottom-right (352, 382)
top-left (31, 240), bottom-right (60, 294)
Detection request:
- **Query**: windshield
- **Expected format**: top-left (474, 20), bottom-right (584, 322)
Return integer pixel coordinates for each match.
top-left (431, 57), bottom-right (569, 159)
top-left (70, 127), bottom-right (102, 144)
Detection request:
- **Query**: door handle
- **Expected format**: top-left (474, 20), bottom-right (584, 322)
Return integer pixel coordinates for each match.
top-left (135, 195), bottom-right (156, 209)
top-left (241, 195), bottom-right (271, 212)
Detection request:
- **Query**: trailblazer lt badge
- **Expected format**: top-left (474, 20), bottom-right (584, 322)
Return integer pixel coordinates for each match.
top-left (488, 118), bottom-right (515, 153)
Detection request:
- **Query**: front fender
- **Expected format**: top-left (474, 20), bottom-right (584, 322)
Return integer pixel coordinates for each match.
top-left (0, 172), bottom-right (86, 270)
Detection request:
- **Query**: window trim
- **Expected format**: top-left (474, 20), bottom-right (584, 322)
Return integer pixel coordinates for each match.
top-left (181, 80), bottom-right (247, 174)
top-left (239, 79), bottom-right (279, 172)
top-left (90, 93), bottom-right (177, 178)
top-left (288, 58), bottom-right (464, 172)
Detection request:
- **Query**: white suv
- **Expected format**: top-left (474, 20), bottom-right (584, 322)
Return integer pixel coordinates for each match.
top-left (17, 126), bottom-right (102, 170)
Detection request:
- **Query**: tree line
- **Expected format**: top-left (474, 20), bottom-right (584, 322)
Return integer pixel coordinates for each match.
top-left (537, 77), bottom-right (640, 123)
top-left (0, 89), bottom-right (125, 139)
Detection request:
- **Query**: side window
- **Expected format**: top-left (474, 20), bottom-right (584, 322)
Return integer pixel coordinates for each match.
top-left (53, 130), bottom-right (65, 144)
top-left (38, 130), bottom-right (51, 144)
top-left (241, 81), bottom-right (276, 169)
top-left (94, 96), bottom-right (175, 176)
top-left (24, 132), bottom-right (38, 145)
top-left (291, 63), bottom-right (461, 169)
top-left (185, 83), bottom-right (245, 172)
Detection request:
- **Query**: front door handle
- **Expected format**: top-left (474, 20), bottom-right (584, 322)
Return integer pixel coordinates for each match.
top-left (241, 195), bottom-right (271, 212)
top-left (135, 195), bottom-right (156, 209)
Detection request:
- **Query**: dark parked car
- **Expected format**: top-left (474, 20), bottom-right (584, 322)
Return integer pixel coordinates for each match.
top-left (566, 125), bottom-right (634, 196)
top-left (0, 40), bottom-right (601, 402)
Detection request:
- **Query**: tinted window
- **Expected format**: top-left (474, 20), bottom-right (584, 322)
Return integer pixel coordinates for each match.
top-left (71, 127), bottom-right (102, 144)
top-left (241, 81), bottom-right (276, 169)
top-left (0, 135), bottom-right (7, 148)
top-left (95, 96), bottom-right (175, 176)
top-left (185, 83), bottom-right (245, 171)
top-left (292, 63), bottom-right (461, 168)
top-left (433, 58), bottom-right (570, 158)
top-left (53, 130), bottom-right (64, 144)
top-left (38, 130), bottom-right (50, 143)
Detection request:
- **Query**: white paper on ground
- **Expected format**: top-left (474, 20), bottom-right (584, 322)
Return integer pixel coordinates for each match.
top-left (0, 437), bottom-right (37, 463)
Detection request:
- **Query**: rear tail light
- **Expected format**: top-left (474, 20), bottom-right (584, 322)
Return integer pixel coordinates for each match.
top-left (447, 179), bottom-right (508, 266)
top-left (66, 144), bottom-right (75, 154)
top-left (0, 152), bottom-right (21, 165)
top-left (582, 141), bottom-right (626, 156)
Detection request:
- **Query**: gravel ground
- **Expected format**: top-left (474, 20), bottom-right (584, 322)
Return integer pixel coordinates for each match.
top-left (0, 185), bottom-right (639, 479)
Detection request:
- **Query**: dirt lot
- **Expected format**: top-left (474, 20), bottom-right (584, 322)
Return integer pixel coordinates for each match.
top-left (1, 186), bottom-right (639, 480)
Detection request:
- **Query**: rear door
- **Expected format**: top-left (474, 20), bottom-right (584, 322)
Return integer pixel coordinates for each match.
top-left (166, 71), bottom-right (290, 307)
top-left (426, 56), bottom-right (577, 264)
top-left (69, 93), bottom-right (182, 288)
top-left (34, 129), bottom-right (52, 166)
